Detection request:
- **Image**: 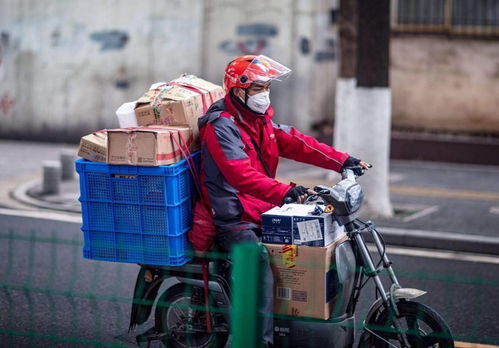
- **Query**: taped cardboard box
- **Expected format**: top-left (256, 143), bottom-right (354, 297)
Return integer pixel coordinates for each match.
top-left (170, 74), bottom-right (226, 109)
top-left (78, 132), bottom-right (107, 163)
top-left (265, 234), bottom-right (347, 320)
top-left (134, 76), bottom-right (225, 143)
top-left (107, 126), bottom-right (193, 166)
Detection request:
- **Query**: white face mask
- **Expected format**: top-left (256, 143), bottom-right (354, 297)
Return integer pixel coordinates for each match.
top-left (246, 91), bottom-right (270, 114)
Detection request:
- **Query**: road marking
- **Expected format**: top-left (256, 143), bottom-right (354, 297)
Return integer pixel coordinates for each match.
top-left (402, 205), bottom-right (439, 222)
top-left (455, 341), bottom-right (499, 348)
top-left (368, 245), bottom-right (499, 265)
top-left (0, 208), bottom-right (81, 224)
top-left (390, 185), bottom-right (499, 202)
top-left (389, 172), bottom-right (406, 183)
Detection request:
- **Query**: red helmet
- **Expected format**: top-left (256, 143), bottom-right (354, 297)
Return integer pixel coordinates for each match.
top-left (223, 55), bottom-right (291, 93)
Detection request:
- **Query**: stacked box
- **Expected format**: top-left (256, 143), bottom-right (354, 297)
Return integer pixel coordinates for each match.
top-left (75, 152), bottom-right (199, 266)
top-left (107, 126), bottom-right (195, 166)
top-left (262, 204), bottom-right (344, 247)
top-left (134, 75), bottom-right (225, 143)
top-left (265, 234), bottom-right (348, 320)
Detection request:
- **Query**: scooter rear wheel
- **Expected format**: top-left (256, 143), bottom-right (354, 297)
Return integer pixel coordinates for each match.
top-left (358, 300), bottom-right (454, 348)
top-left (155, 283), bottom-right (228, 348)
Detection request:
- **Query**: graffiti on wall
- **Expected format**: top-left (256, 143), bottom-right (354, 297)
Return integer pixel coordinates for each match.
top-left (220, 23), bottom-right (278, 56)
top-left (90, 30), bottom-right (129, 51)
top-left (315, 38), bottom-right (336, 62)
top-left (0, 93), bottom-right (16, 114)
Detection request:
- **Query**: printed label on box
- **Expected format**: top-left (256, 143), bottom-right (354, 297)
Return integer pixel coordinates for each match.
top-left (296, 219), bottom-right (323, 242)
top-left (281, 245), bottom-right (297, 268)
top-left (276, 287), bottom-right (291, 300)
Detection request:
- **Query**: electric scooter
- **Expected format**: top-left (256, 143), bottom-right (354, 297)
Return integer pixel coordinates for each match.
top-left (128, 166), bottom-right (454, 348)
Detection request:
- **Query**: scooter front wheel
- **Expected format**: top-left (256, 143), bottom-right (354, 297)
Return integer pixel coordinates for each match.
top-left (358, 300), bottom-right (454, 348)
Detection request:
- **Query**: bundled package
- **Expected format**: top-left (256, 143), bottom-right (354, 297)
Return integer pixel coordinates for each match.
top-left (107, 126), bottom-right (195, 166)
top-left (133, 75), bottom-right (225, 140)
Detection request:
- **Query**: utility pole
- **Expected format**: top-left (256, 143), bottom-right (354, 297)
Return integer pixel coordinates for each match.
top-left (334, 0), bottom-right (393, 217)
top-left (333, 0), bottom-right (358, 153)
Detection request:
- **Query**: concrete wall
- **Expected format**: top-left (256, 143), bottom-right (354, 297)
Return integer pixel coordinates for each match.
top-left (201, 0), bottom-right (339, 132)
top-left (0, 0), bottom-right (204, 141)
top-left (391, 35), bottom-right (499, 135)
top-left (0, 0), bottom-right (340, 142)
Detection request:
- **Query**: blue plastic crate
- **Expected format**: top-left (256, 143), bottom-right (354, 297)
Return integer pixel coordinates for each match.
top-left (82, 231), bottom-right (192, 266)
top-left (76, 152), bottom-right (199, 266)
top-left (76, 153), bottom-right (199, 206)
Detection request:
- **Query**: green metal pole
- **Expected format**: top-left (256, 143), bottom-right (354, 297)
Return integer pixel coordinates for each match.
top-left (230, 242), bottom-right (264, 348)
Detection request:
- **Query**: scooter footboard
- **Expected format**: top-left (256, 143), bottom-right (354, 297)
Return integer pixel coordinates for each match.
top-left (273, 315), bottom-right (355, 347)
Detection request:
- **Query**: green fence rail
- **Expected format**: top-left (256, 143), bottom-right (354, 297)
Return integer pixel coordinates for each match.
top-left (1, 225), bottom-right (499, 347)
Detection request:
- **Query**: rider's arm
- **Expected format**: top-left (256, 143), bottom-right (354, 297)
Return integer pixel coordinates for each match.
top-left (273, 122), bottom-right (350, 173)
top-left (204, 117), bottom-right (292, 206)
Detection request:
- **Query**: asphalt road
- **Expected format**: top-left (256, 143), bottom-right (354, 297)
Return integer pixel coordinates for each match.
top-left (1, 212), bottom-right (498, 347)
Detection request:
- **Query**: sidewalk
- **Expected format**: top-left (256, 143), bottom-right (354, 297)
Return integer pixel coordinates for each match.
top-left (2, 139), bottom-right (499, 255)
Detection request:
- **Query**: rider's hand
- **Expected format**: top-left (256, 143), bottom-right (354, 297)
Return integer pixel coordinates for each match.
top-left (342, 156), bottom-right (371, 170)
top-left (283, 186), bottom-right (316, 204)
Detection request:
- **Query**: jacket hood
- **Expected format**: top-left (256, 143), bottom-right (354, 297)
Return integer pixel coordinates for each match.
top-left (198, 99), bottom-right (226, 129)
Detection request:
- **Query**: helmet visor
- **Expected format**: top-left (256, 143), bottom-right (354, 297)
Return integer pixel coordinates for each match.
top-left (242, 55), bottom-right (292, 84)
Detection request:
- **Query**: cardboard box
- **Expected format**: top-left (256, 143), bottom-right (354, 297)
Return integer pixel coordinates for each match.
top-left (106, 126), bottom-right (193, 166)
top-left (262, 204), bottom-right (344, 247)
top-left (78, 132), bottom-right (107, 162)
top-left (161, 125), bottom-right (199, 153)
top-left (170, 74), bottom-right (226, 108)
top-left (265, 234), bottom-right (347, 320)
top-left (134, 76), bottom-right (225, 140)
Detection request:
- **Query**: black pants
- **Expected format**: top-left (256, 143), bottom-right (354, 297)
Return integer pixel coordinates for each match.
top-left (216, 222), bottom-right (274, 346)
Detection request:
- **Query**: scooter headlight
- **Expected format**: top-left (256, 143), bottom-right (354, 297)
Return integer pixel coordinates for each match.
top-left (346, 183), bottom-right (363, 213)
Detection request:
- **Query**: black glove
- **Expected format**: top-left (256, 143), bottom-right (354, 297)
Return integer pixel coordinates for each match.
top-left (341, 156), bottom-right (361, 170)
top-left (283, 186), bottom-right (308, 204)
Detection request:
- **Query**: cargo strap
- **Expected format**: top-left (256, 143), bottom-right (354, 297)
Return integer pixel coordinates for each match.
top-left (167, 82), bottom-right (211, 114)
top-left (170, 132), bottom-right (202, 198)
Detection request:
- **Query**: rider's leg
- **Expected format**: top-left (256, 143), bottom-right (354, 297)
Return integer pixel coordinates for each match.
top-left (216, 222), bottom-right (274, 347)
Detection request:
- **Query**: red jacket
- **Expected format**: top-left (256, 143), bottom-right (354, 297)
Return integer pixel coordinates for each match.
top-left (188, 93), bottom-right (349, 251)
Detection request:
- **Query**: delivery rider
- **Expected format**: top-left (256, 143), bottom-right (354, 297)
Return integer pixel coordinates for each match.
top-left (188, 55), bottom-right (370, 347)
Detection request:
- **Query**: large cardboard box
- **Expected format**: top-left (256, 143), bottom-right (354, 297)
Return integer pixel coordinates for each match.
top-left (265, 234), bottom-right (347, 320)
top-left (134, 76), bottom-right (225, 143)
top-left (262, 204), bottom-right (344, 247)
top-left (106, 126), bottom-right (193, 166)
top-left (170, 74), bottom-right (226, 108)
top-left (78, 132), bottom-right (107, 163)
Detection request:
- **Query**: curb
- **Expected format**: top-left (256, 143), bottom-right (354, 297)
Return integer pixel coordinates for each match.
top-left (11, 179), bottom-right (81, 213)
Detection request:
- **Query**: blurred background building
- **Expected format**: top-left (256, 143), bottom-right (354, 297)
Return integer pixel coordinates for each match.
top-left (0, 0), bottom-right (498, 142)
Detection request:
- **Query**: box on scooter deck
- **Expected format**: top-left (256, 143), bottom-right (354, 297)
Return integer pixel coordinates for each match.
top-left (264, 233), bottom-right (348, 320)
top-left (262, 204), bottom-right (344, 247)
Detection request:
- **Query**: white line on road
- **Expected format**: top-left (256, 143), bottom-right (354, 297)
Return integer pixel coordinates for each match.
top-left (489, 206), bottom-right (499, 215)
top-left (368, 245), bottom-right (499, 265)
top-left (0, 208), bottom-right (82, 224)
top-left (402, 205), bottom-right (440, 223)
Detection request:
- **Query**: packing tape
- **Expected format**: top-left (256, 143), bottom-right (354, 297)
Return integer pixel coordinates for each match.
top-left (126, 133), bottom-right (138, 164)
